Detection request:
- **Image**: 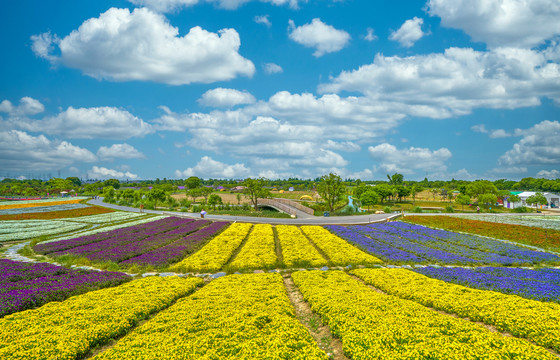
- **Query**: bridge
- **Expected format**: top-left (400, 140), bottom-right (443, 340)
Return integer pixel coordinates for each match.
top-left (257, 198), bottom-right (315, 219)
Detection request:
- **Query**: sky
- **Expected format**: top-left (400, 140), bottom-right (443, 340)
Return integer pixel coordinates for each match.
top-left (1, 0), bottom-right (559, 181)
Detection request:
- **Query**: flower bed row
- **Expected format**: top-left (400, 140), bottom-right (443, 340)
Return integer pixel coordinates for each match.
top-left (93, 273), bottom-right (327, 359)
top-left (171, 223), bottom-right (253, 273)
top-left (43, 215), bottom-right (166, 243)
top-left (0, 220), bottom-right (89, 242)
top-left (277, 225), bottom-right (327, 268)
top-left (0, 203), bottom-right (89, 215)
top-left (456, 215), bottom-right (560, 230)
top-left (0, 259), bottom-right (130, 317)
top-left (404, 215), bottom-right (560, 251)
top-left (0, 276), bottom-right (203, 360)
top-left (34, 217), bottom-right (224, 268)
top-left (301, 226), bottom-right (382, 266)
top-left (414, 266), bottom-right (560, 303)
top-left (0, 198), bottom-right (85, 210)
top-left (120, 221), bottom-right (230, 268)
top-left (0, 206), bottom-right (113, 220)
top-left (387, 221), bottom-right (558, 263)
top-left (327, 221), bottom-right (559, 265)
top-left (352, 268), bottom-right (560, 352)
top-left (229, 224), bottom-right (277, 270)
top-left (293, 270), bottom-right (554, 359)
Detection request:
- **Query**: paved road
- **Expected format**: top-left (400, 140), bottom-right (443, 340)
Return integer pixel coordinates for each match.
top-left (88, 198), bottom-right (399, 225)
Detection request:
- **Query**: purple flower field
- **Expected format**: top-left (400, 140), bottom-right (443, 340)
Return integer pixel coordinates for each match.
top-left (33, 217), bottom-right (230, 268)
top-left (327, 221), bottom-right (560, 265)
top-left (0, 259), bottom-right (130, 317)
top-left (415, 266), bottom-right (560, 303)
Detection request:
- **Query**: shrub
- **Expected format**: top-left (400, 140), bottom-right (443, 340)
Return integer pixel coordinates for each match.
top-left (445, 205), bottom-right (454, 213)
top-left (411, 206), bottom-right (423, 213)
top-left (383, 206), bottom-right (392, 214)
top-left (513, 206), bottom-right (530, 213)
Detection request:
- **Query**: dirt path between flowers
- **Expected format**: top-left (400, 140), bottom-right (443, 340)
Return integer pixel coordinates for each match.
top-left (283, 274), bottom-right (349, 360)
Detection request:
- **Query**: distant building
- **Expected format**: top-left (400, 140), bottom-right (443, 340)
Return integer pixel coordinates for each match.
top-left (505, 191), bottom-right (560, 209)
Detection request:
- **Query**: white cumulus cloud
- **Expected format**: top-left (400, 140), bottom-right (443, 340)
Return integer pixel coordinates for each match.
top-left (499, 120), bottom-right (560, 166)
top-left (0, 130), bottom-right (96, 172)
top-left (0, 97), bottom-right (45, 116)
top-left (88, 166), bottom-right (138, 180)
top-left (175, 156), bottom-right (250, 178)
top-left (368, 143), bottom-right (452, 174)
top-left (389, 17), bottom-right (427, 48)
top-left (198, 88), bottom-right (256, 108)
top-left (254, 15), bottom-right (271, 27)
top-left (97, 143), bottom-right (146, 160)
top-left (288, 18), bottom-right (350, 57)
top-left (31, 7), bottom-right (255, 85)
top-left (427, 0), bottom-right (560, 48)
top-left (129, 0), bottom-right (301, 12)
top-left (17, 106), bottom-right (153, 140)
top-left (537, 169), bottom-right (560, 179)
top-left (320, 45), bottom-right (560, 118)
top-left (264, 63), bottom-right (283, 74)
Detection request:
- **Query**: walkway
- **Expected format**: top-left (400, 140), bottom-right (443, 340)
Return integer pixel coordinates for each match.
top-left (87, 198), bottom-right (398, 225)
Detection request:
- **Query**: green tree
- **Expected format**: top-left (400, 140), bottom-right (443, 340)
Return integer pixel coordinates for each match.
top-left (410, 184), bottom-right (423, 205)
top-left (466, 180), bottom-right (498, 198)
top-left (200, 187), bottom-right (214, 203)
top-left (508, 194), bottom-right (521, 209)
top-left (478, 193), bottom-right (498, 208)
top-left (386, 173), bottom-right (404, 185)
top-left (395, 185), bottom-right (411, 202)
top-left (526, 192), bottom-right (547, 210)
top-left (66, 177), bottom-right (82, 187)
top-left (208, 194), bottom-right (223, 210)
top-left (236, 193), bottom-right (242, 205)
top-left (317, 173), bottom-right (346, 213)
top-left (185, 176), bottom-right (201, 190)
top-left (353, 182), bottom-right (368, 199)
top-left (373, 184), bottom-right (393, 203)
top-left (360, 190), bottom-right (380, 211)
top-left (103, 179), bottom-right (121, 190)
top-left (243, 177), bottom-right (271, 209)
top-left (455, 194), bottom-right (471, 211)
top-left (148, 188), bottom-right (167, 209)
top-left (103, 186), bottom-right (115, 202)
top-left (122, 188), bottom-right (135, 202)
top-left (186, 188), bottom-right (202, 203)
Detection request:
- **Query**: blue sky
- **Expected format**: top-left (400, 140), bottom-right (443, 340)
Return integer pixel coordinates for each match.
top-left (1, 0), bottom-right (559, 181)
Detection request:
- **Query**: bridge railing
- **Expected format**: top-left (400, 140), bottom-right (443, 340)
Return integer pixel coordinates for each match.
top-left (258, 198), bottom-right (314, 216)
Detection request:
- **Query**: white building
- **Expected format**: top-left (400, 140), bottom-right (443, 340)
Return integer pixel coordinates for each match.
top-left (504, 191), bottom-right (560, 209)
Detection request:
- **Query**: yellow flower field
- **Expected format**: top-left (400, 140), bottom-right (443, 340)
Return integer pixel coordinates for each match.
top-left (352, 268), bottom-right (560, 352)
top-left (93, 273), bottom-right (327, 360)
top-left (301, 225), bottom-right (382, 266)
top-left (293, 270), bottom-right (556, 359)
top-left (170, 222), bottom-right (252, 272)
top-left (0, 276), bottom-right (202, 360)
top-left (276, 225), bottom-right (328, 267)
top-left (229, 224), bottom-right (277, 270)
top-left (0, 198), bottom-right (83, 210)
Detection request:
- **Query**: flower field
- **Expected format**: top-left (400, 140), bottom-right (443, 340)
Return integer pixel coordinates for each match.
top-left (414, 266), bottom-right (560, 303)
top-left (0, 202), bottom-right (89, 215)
top-left (93, 273), bottom-right (327, 360)
top-left (0, 197), bottom-right (87, 210)
top-left (456, 215), bottom-right (560, 230)
top-left (277, 225), bottom-right (328, 268)
top-left (0, 276), bottom-right (202, 359)
top-left (3, 211), bottom-right (560, 358)
top-left (301, 225), bottom-right (382, 266)
top-left (352, 268), bottom-right (560, 352)
top-left (34, 217), bottom-right (227, 269)
top-left (0, 258), bottom-right (130, 317)
top-left (404, 215), bottom-right (560, 250)
top-left (0, 219), bottom-right (89, 242)
top-left (0, 205), bottom-right (113, 220)
top-left (327, 221), bottom-right (560, 265)
top-left (293, 270), bottom-right (555, 359)
top-left (229, 224), bottom-right (278, 270)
